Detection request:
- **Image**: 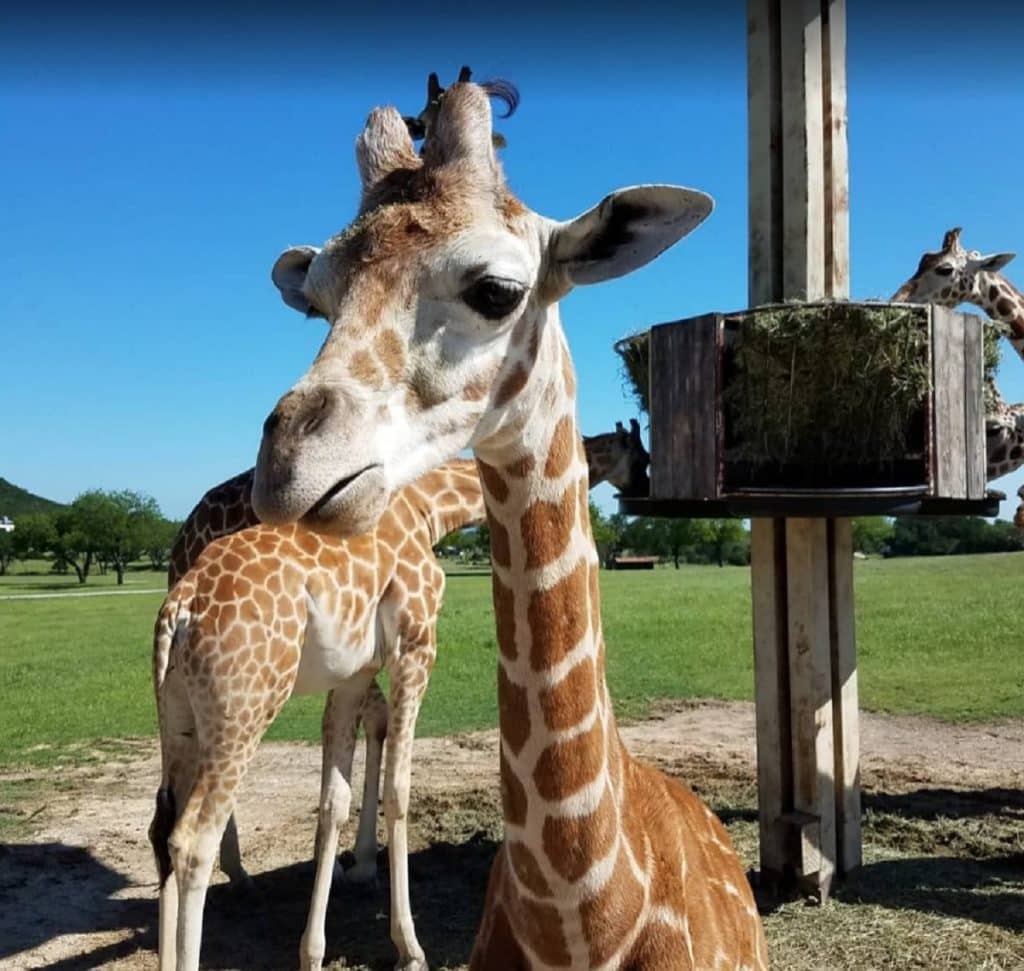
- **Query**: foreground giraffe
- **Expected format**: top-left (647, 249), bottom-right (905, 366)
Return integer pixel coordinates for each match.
top-left (249, 77), bottom-right (767, 969)
top-left (892, 226), bottom-right (1024, 480)
top-left (153, 432), bottom-right (649, 971)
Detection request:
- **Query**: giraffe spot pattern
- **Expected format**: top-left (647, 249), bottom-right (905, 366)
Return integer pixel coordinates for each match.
top-left (489, 518), bottom-right (512, 569)
top-left (542, 786), bottom-right (616, 882)
top-left (579, 844), bottom-right (646, 965)
top-left (544, 417), bottom-right (575, 480)
top-left (507, 840), bottom-right (553, 898)
top-left (527, 560), bottom-right (588, 671)
top-left (478, 461), bottom-right (510, 504)
top-left (520, 487), bottom-right (575, 569)
top-left (505, 454), bottom-right (536, 478)
top-left (495, 363), bottom-right (529, 407)
top-left (497, 665), bottom-right (531, 755)
top-left (538, 656), bottom-right (596, 731)
top-left (533, 718), bottom-right (605, 801)
top-left (492, 573), bottom-right (517, 661)
top-left (500, 747), bottom-right (528, 826)
top-left (516, 898), bottom-right (572, 967)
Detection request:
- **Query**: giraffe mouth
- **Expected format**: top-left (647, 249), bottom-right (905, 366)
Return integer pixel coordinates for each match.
top-left (307, 464), bottom-right (382, 519)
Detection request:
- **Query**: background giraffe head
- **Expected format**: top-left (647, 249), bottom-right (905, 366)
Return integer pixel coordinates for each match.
top-left (892, 226), bottom-right (1015, 305)
top-left (251, 79), bottom-right (711, 535)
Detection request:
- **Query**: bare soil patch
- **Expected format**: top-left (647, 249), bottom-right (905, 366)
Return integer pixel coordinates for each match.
top-left (2, 701), bottom-right (1022, 970)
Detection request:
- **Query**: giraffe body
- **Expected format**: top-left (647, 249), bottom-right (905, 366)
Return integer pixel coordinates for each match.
top-left (152, 460), bottom-right (483, 971)
top-left (249, 78), bottom-right (767, 969)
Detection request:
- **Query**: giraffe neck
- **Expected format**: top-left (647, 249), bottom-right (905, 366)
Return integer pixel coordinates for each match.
top-left (971, 271), bottom-right (1024, 361)
top-left (476, 325), bottom-right (624, 931)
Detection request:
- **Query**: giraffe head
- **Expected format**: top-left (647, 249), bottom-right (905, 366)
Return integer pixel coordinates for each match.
top-left (251, 79), bottom-right (712, 535)
top-left (584, 418), bottom-right (651, 495)
top-left (891, 227), bottom-right (1015, 305)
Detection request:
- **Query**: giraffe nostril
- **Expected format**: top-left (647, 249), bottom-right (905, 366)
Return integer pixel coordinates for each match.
top-left (301, 414), bottom-right (324, 436)
top-left (299, 389), bottom-right (333, 438)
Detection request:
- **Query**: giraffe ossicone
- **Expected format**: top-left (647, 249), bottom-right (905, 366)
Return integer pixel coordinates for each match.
top-left (251, 78), bottom-right (767, 970)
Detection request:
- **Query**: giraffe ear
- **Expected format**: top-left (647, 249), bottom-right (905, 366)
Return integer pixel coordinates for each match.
top-left (271, 246), bottom-right (321, 316)
top-left (969, 251), bottom-right (1015, 274)
top-left (549, 185), bottom-right (714, 287)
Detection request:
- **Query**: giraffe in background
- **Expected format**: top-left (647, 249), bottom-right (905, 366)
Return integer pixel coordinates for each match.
top-left (892, 226), bottom-right (1024, 483)
top-left (249, 76), bottom-right (766, 969)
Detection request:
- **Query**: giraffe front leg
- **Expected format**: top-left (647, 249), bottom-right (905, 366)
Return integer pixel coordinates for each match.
top-left (169, 761), bottom-right (251, 971)
top-left (300, 682), bottom-right (369, 971)
top-left (345, 678), bottom-right (387, 885)
top-left (384, 636), bottom-right (435, 971)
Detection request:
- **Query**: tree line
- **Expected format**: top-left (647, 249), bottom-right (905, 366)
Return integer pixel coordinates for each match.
top-left (0, 490), bottom-right (181, 584)
top-left (4, 492), bottom-right (1018, 584)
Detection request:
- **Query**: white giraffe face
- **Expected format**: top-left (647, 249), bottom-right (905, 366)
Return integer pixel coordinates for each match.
top-left (251, 84), bottom-right (713, 537)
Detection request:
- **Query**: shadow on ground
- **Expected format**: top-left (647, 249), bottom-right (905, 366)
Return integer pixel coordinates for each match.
top-left (0, 834), bottom-right (497, 971)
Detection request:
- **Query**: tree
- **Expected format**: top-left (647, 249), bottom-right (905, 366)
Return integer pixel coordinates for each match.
top-left (145, 518), bottom-right (182, 571)
top-left (589, 501), bottom-right (627, 567)
top-left (885, 516), bottom-right (1024, 557)
top-left (700, 519), bottom-right (749, 567)
top-left (664, 519), bottom-right (707, 568)
top-left (851, 517), bottom-right (894, 556)
top-left (0, 530), bottom-right (12, 575)
top-left (48, 507), bottom-right (93, 583)
top-left (70, 490), bottom-right (164, 585)
top-left (11, 513), bottom-right (57, 563)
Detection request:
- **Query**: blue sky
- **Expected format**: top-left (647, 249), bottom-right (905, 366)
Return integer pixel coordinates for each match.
top-left (2, 3), bottom-right (1023, 520)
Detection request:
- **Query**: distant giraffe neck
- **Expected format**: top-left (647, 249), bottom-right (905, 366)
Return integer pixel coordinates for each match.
top-left (973, 271), bottom-right (1024, 361)
top-left (476, 335), bottom-right (628, 965)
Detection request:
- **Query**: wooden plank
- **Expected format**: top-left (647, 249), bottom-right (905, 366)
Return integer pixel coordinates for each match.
top-left (932, 306), bottom-right (968, 499)
top-left (963, 314), bottom-right (986, 499)
top-left (779, 0), bottom-right (826, 300)
top-left (828, 518), bottom-right (861, 874)
top-left (750, 517), bottom-right (792, 880)
top-left (650, 317), bottom-right (719, 501)
top-left (785, 517), bottom-right (836, 898)
top-left (747, 0), bottom-right (782, 305)
top-left (822, 0), bottom-right (849, 298)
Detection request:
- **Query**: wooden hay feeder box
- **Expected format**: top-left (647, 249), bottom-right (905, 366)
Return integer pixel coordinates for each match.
top-left (621, 301), bottom-right (988, 504)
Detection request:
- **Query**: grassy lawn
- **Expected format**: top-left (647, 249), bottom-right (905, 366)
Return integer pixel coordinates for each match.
top-left (1, 554), bottom-right (1021, 768)
top-left (0, 560), bottom-right (166, 595)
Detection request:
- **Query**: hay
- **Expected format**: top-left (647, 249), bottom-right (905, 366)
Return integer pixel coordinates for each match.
top-left (614, 308), bottom-right (1006, 470)
top-left (614, 331), bottom-right (651, 416)
top-left (723, 303), bottom-right (932, 469)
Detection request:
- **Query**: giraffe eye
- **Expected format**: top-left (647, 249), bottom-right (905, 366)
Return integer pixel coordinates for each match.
top-left (934, 265), bottom-right (954, 276)
top-left (462, 276), bottom-right (527, 320)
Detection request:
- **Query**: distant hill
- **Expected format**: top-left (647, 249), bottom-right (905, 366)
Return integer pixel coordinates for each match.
top-left (0, 478), bottom-right (65, 519)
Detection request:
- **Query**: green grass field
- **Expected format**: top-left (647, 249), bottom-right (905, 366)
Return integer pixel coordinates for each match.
top-left (1, 554), bottom-right (1022, 769)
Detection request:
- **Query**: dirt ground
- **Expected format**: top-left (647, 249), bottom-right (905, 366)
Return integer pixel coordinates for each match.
top-left (2, 701), bottom-right (1022, 970)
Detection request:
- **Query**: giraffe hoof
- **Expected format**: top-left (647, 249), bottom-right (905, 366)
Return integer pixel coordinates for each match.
top-left (395, 960), bottom-right (428, 971)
